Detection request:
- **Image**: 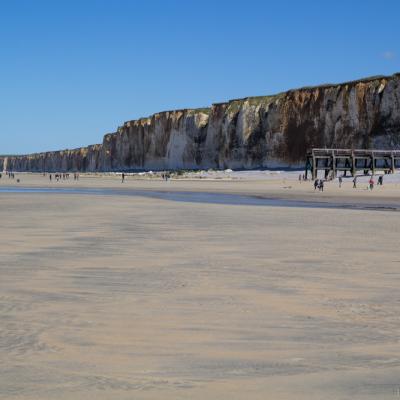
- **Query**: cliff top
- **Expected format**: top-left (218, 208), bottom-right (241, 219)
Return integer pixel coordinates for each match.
top-left (214, 72), bottom-right (400, 105)
top-left (145, 73), bottom-right (400, 116)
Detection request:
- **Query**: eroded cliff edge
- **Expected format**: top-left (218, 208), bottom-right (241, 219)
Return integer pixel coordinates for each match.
top-left (3, 73), bottom-right (400, 172)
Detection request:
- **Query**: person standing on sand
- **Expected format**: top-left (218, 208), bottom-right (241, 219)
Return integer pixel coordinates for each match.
top-left (369, 177), bottom-right (374, 190)
top-left (353, 176), bottom-right (357, 188)
top-left (319, 179), bottom-right (324, 192)
top-left (314, 179), bottom-right (319, 190)
top-left (339, 176), bottom-right (342, 188)
top-left (121, 173), bottom-right (125, 183)
top-left (378, 175), bottom-right (383, 186)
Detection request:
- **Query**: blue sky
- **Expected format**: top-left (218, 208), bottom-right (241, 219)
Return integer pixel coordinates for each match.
top-left (0, 0), bottom-right (399, 154)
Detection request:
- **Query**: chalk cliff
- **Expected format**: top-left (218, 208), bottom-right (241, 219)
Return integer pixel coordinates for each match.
top-left (3, 73), bottom-right (400, 172)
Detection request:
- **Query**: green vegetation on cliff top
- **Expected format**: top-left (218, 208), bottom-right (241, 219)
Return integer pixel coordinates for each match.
top-left (120, 72), bottom-right (400, 123)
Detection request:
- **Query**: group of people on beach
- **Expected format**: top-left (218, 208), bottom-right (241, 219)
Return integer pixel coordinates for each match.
top-left (312, 174), bottom-right (385, 191)
top-left (49, 173), bottom-right (69, 182)
top-left (0, 170), bottom-right (389, 191)
top-left (47, 172), bottom-right (79, 182)
top-left (352, 175), bottom-right (384, 190)
top-left (298, 174), bottom-right (307, 182)
top-left (1, 171), bottom-right (20, 182)
top-left (365, 175), bottom-right (384, 190)
top-left (313, 179), bottom-right (324, 191)
top-left (161, 172), bottom-right (171, 181)
top-left (1, 171), bottom-right (16, 179)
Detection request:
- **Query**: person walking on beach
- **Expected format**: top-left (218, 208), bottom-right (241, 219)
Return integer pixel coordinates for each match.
top-left (121, 173), bottom-right (125, 183)
top-left (338, 176), bottom-right (343, 188)
top-left (378, 175), bottom-right (383, 186)
top-left (319, 179), bottom-right (324, 192)
top-left (353, 176), bottom-right (357, 188)
top-left (369, 176), bottom-right (375, 190)
top-left (314, 179), bottom-right (319, 190)
top-left (49, 174), bottom-right (52, 182)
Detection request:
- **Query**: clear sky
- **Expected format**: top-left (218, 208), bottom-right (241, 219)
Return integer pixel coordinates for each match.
top-left (1, 0), bottom-right (399, 154)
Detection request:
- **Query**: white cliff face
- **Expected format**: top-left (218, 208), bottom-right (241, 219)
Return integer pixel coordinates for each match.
top-left (4, 73), bottom-right (400, 172)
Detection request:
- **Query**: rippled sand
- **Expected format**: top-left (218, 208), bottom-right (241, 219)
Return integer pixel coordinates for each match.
top-left (1, 175), bottom-right (400, 399)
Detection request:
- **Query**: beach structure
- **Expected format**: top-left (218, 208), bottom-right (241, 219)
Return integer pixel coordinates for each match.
top-left (305, 149), bottom-right (400, 179)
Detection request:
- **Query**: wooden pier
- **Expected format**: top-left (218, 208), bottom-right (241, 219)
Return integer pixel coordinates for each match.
top-left (305, 149), bottom-right (400, 180)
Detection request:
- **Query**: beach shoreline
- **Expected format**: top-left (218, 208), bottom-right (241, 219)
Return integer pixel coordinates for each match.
top-left (1, 170), bottom-right (399, 208)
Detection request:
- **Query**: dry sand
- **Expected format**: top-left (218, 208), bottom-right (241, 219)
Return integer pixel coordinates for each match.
top-left (1, 173), bottom-right (400, 399)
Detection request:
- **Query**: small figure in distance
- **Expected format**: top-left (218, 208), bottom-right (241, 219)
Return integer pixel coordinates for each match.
top-left (298, 174), bottom-right (302, 183)
top-left (378, 175), bottom-right (383, 186)
top-left (319, 179), bottom-right (324, 192)
top-left (369, 176), bottom-right (375, 190)
top-left (121, 173), bottom-right (125, 183)
top-left (338, 176), bottom-right (343, 188)
top-left (353, 176), bottom-right (357, 188)
top-left (314, 178), bottom-right (319, 191)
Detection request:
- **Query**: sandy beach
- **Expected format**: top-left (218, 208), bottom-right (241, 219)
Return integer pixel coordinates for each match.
top-left (2, 170), bottom-right (400, 207)
top-left (1, 172), bottom-right (400, 399)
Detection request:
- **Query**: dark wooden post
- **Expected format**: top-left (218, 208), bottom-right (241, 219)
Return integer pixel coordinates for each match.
top-left (312, 151), bottom-right (317, 180)
top-left (305, 156), bottom-right (311, 180)
top-left (331, 150), bottom-right (336, 178)
top-left (351, 151), bottom-right (356, 176)
top-left (391, 152), bottom-right (395, 174)
top-left (371, 152), bottom-right (375, 175)
top-left (305, 158), bottom-right (308, 180)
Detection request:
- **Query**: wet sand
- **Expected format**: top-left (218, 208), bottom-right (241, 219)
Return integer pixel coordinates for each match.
top-left (2, 171), bottom-right (400, 207)
top-left (1, 174), bottom-right (400, 399)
